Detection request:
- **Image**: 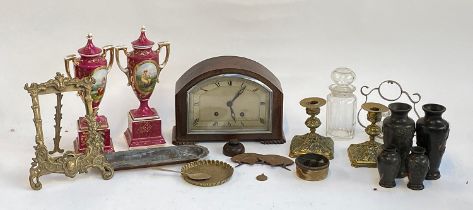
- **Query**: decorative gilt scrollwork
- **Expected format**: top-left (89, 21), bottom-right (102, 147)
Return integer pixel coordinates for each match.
top-left (24, 72), bottom-right (114, 190)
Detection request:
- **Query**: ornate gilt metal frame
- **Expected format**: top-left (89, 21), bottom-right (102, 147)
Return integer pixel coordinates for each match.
top-left (24, 73), bottom-right (114, 190)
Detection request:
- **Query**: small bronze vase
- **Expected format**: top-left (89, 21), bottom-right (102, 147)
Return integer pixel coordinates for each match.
top-left (223, 139), bottom-right (245, 157)
top-left (377, 146), bottom-right (401, 188)
top-left (407, 146), bottom-right (430, 190)
top-left (416, 104), bottom-right (449, 180)
top-left (382, 102), bottom-right (415, 178)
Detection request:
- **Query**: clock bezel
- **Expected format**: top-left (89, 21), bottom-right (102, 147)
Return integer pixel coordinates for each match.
top-left (186, 73), bottom-right (273, 134)
top-left (173, 56), bottom-right (285, 144)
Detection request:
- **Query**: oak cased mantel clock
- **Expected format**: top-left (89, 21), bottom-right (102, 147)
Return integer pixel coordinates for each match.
top-left (173, 56), bottom-right (285, 144)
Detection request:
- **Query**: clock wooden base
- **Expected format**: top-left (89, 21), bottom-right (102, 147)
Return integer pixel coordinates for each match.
top-left (125, 109), bottom-right (166, 147)
top-left (74, 116), bottom-right (115, 153)
top-left (172, 126), bottom-right (285, 145)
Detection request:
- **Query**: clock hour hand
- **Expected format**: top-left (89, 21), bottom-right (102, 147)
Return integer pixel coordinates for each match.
top-left (230, 106), bottom-right (236, 122)
top-left (227, 85), bottom-right (246, 122)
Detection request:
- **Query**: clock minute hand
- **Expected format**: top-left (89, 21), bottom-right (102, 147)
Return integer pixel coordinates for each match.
top-left (231, 85), bottom-right (246, 103)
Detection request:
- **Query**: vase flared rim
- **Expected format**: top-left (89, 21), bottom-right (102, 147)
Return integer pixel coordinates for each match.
top-left (422, 103), bottom-right (446, 115)
top-left (384, 145), bottom-right (397, 153)
top-left (388, 102), bottom-right (412, 114)
top-left (411, 146), bottom-right (426, 154)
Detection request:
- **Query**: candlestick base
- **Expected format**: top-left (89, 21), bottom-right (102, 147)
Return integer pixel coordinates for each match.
top-left (289, 133), bottom-right (334, 159)
top-left (75, 116), bottom-right (114, 153)
top-left (347, 140), bottom-right (383, 168)
top-left (125, 108), bottom-right (166, 148)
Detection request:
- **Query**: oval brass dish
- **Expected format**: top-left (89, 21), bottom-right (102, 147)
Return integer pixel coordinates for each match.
top-left (181, 160), bottom-right (234, 187)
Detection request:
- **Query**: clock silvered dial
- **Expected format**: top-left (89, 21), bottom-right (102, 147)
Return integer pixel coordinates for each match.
top-left (187, 74), bottom-right (272, 133)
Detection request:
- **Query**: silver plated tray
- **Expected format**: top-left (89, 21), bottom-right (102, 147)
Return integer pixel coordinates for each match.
top-left (105, 145), bottom-right (209, 171)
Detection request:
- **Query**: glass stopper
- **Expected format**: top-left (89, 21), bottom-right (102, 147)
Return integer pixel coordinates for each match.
top-left (331, 67), bottom-right (356, 86)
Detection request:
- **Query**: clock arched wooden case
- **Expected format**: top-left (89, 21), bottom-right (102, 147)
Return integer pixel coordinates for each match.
top-left (173, 56), bottom-right (285, 144)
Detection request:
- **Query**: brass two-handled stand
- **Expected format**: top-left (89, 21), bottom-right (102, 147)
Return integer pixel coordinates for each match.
top-left (348, 102), bottom-right (389, 168)
top-left (289, 97), bottom-right (334, 159)
top-left (357, 80), bottom-right (421, 138)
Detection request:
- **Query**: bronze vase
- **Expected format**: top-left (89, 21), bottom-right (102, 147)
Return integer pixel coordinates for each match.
top-left (382, 102), bottom-right (415, 178)
top-left (407, 146), bottom-right (430, 190)
top-left (416, 103), bottom-right (449, 180)
top-left (377, 146), bottom-right (401, 188)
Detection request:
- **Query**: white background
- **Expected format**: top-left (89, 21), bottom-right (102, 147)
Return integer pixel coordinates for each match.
top-left (0, 0), bottom-right (472, 209)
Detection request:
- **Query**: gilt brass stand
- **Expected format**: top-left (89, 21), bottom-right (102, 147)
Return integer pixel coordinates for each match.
top-left (348, 102), bottom-right (388, 168)
top-left (24, 73), bottom-right (114, 190)
top-left (289, 97), bottom-right (334, 159)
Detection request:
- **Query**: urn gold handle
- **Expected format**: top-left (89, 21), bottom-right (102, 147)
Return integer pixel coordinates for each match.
top-left (156, 41), bottom-right (170, 70)
top-left (102, 45), bottom-right (115, 71)
top-left (115, 46), bottom-right (131, 85)
top-left (64, 54), bottom-right (77, 78)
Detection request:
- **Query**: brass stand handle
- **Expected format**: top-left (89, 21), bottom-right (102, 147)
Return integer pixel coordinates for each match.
top-left (153, 167), bottom-right (212, 180)
top-left (153, 167), bottom-right (181, 174)
top-left (102, 45), bottom-right (115, 70)
top-left (64, 54), bottom-right (77, 78)
top-left (357, 80), bottom-right (421, 138)
top-left (115, 46), bottom-right (131, 85)
top-left (156, 41), bottom-right (170, 70)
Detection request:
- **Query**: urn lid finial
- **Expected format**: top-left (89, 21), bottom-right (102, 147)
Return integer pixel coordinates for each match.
top-left (132, 25), bottom-right (155, 48)
top-left (78, 33), bottom-right (103, 56)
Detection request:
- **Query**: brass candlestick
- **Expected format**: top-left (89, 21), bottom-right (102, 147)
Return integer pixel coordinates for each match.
top-left (347, 102), bottom-right (389, 167)
top-left (289, 97), bottom-right (334, 159)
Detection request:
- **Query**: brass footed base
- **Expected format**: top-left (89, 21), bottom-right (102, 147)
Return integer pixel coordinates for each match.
top-left (289, 133), bottom-right (334, 159)
top-left (347, 140), bottom-right (383, 168)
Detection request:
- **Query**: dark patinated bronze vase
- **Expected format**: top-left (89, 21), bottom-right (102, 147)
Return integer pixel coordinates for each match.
top-left (382, 102), bottom-right (415, 178)
top-left (416, 103), bottom-right (449, 180)
top-left (407, 146), bottom-right (430, 190)
top-left (377, 146), bottom-right (401, 188)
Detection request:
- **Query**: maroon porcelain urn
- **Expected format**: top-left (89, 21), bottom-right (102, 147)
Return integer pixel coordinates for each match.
top-left (116, 26), bottom-right (170, 147)
top-left (64, 34), bottom-right (115, 153)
